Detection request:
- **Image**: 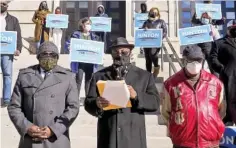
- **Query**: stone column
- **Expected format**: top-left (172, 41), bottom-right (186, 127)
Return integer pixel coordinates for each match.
top-left (126, 0), bottom-right (133, 43)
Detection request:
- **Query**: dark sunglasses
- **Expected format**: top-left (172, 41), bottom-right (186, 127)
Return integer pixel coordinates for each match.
top-left (39, 52), bottom-right (58, 58)
top-left (112, 50), bottom-right (130, 56)
top-left (1, 3), bottom-right (8, 6)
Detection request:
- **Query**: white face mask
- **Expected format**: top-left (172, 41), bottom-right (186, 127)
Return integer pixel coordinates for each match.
top-left (85, 24), bottom-right (91, 31)
top-left (186, 62), bottom-right (202, 75)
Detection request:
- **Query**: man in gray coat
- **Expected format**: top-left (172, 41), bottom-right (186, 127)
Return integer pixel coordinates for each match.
top-left (8, 41), bottom-right (80, 148)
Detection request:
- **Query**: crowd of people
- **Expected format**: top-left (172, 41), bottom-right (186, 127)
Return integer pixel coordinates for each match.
top-left (1, 0), bottom-right (236, 148)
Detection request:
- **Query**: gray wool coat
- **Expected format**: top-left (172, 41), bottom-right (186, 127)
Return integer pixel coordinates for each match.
top-left (8, 65), bottom-right (80, 148)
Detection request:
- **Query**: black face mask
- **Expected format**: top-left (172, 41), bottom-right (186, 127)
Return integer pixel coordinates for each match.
top-left (112, 55), bottom-right (130, 67)
top-left (1, 6), bottom-right (7, 13)
top-left (141, 5), bottom-right (146, 13)
top-left (41, 3), bottom-right (47, 10)
top-left (98, 8), bottom-right (104, 14)
top-left (149, 12), bottom-right (157, 18)
top-left (230, 28), bottom-right (236, 38)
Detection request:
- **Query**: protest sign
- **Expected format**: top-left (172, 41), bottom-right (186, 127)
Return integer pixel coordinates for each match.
top-left (0, 31), bottom-right (17, 54)
top-left (178, 25), bottom-right (213, 46)
top-left (135, 29), bottom-right (163, 48)
top-left (90, 17), bottom-right (112, 32)
top-left (46, 14), bottom-right (69, 28)
top-left (195, 3), bottom-right (222, 20)
top-left (220, 126), bottom-right (236, 148)
top-left (70, 38), bottom-right (104, 64)
top-left (134, 13), bottom-right (148, 28)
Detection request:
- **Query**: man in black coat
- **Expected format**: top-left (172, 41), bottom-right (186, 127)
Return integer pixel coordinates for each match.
top-left (210, 20), bottom-right (236, 125)
top-left (84, 37), bottom-right (160, 148)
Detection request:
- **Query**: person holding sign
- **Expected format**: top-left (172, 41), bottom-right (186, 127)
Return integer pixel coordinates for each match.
top-left (94, 5), bottom-right (109, 53)
top-left (142, 7), bottom-right (167, 77)
top-left (139, 3), bottom-right (148, 55)
top-left (210, 20), bottom-right (236, 126)
top-left (191, 0), bottom-right (225, 76)
top-left (32, 1), bottom-right (51, 51)
top-left (50, 7), bottom-right (63, 54)
top-left (65, 17), bottom-right (100, 95)
top-left (1, 0), bottom-right (22, 107)
top-left (162, 45), bottom-right (225, 148)
top-left (84, 37), bottom-right (160, 148)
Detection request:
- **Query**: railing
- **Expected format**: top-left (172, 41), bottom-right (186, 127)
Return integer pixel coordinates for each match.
top-left (160, 37), bottom-right (183, 77)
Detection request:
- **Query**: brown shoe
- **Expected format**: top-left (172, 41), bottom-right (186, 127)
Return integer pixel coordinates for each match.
top-left (153, 66), bottom-right (160, 77)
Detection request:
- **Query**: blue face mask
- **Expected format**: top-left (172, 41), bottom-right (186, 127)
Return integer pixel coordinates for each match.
top-left (201, 18), bottom-right (210, 25)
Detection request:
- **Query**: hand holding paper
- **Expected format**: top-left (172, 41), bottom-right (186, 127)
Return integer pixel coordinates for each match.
top-left (127, 85), bottom-right (137, 99)
top-left (96, 80), bottom-right (132, 110)
top-left (96, 97), bottom-right (110, 109)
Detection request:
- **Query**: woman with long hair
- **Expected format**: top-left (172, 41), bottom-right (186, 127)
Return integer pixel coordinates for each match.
top-left (65, 17), bottom-right (100, 96)
top-left (142, 7), bottom-right (167, 78)
top-left (32, 1), bottom-right (51, 51)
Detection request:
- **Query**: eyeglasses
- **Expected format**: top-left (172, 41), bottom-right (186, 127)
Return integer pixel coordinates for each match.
top-left (39, 52), bottom-right (58, 58)
top-left (1, 3), bottom-right (8, 6)
top-left (111, 48), bottom-right (131, 56)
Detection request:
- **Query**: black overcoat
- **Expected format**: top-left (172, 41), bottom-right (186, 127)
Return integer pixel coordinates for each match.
top-left (210, 36), bottom-right (236, 123)
top-left (84, 65), bottom-right (160, 148)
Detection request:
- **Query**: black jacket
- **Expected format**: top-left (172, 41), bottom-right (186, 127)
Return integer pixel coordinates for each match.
top-left (142, 19), bottom-right (167, 38)
top-left (5, 12), bottom-right (22, 52)
top-left (84, 65), bottom-right (160, 148)
top-left (210, 36), bottom-right (236, 123)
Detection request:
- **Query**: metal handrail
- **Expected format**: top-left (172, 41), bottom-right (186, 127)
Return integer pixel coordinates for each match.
top-left (162, 44), bottom-right (177, 74)
top-left (166, 37), bottom-right (184, 68)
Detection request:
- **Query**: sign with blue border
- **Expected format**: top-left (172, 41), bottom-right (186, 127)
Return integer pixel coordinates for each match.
top-left (195, 3), bottom-right (222, 20)
top-left (0, 31), bottom-right (17, 54)
top-left (134, 13), bottom-right (148, 28)
top-left (220, 126), bottom-right (236, 148)
top-left (90, 17), bottom-right (112, 32)
top-left (135, 29), bottom-right (163, 48)
top-left (178, 25), bottom-right (213, 46)
top-left (70, 38), bottom-right (104, 64)
top-left (46, 14), bottom-right (69, 28)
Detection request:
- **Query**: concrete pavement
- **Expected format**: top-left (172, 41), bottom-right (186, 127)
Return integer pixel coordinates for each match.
top-left (0, 49), bottom-right (173, 148)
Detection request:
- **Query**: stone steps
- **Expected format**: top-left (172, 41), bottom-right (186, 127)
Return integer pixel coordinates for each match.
top-left (1, 51), bottom-right (173, 148)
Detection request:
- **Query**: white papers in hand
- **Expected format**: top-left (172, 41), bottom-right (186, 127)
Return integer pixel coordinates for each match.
top-left (102, 81), bottom-right (130, 108)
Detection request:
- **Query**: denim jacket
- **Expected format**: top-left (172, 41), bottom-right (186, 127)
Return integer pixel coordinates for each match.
top-left (65, 31), bottom-right (100, 73)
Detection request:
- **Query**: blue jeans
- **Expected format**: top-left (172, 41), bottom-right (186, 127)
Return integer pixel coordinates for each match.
top-left (1, 55), bottom-right (13, 102)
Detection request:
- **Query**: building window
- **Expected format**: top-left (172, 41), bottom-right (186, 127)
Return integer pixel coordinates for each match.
top-left (226, 1), bottom-right (234, 8)
top-left (182, 1), bottom-right (191, 8)
top-left (79, 2), bottom-right (88, 8)
top-left (110, 1), bottom-right (119, 8)
top-left (182, 12), bottom-right (191, 20)
top-left (226, 12), bottom-right (235, 19)
top-left (110, 12), bottom-right (120, 20)
top-left (66, 2), bottom-right (75, 8)
top-left (182, 23), bottom-right (192, 28)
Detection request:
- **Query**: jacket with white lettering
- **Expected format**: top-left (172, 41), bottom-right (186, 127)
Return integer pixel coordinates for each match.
top-left (161, 69), bottom-right (225, 148)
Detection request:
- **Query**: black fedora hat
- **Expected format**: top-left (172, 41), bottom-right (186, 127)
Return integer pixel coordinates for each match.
top-left (108, 37), bottom-right (134, 53)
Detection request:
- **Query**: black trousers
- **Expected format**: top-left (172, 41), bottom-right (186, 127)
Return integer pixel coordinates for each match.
top-left (76, 63), bottom-right (94, 96)
top-left (144, 48), bottom-right (161, 72)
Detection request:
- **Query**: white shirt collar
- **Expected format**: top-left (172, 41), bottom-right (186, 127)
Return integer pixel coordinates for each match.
top-left (0, 12), bottom-right (7, 19)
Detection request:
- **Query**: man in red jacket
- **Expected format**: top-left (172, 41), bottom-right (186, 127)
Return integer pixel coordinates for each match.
top-left (161, 45), bottom-right (226, 148)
